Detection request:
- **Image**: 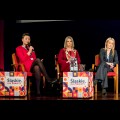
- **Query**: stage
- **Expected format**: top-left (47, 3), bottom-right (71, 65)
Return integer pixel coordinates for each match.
top-left (0, 92), bottom-right (119, 100)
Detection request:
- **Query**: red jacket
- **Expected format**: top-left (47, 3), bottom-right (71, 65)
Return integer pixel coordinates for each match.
top-left (16, 45), bottom-right (36, 72)
top-left (58, 48), bottom-right (81, 72)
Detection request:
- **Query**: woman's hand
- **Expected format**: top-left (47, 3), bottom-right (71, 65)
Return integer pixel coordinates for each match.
top-left (106, 62), bottom-right (114, 69)
top-left (110, 63), bottom-right (114, 69)
top-left (27, 46), bottom-right (34, 56)
top-left (29, 46), bottom-right (34, 53)
top-left (66, 60), bottom-right (70, 63)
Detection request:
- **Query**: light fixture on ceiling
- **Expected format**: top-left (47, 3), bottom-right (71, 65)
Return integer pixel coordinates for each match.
top-left (16, 20), bottom-right (72, 23)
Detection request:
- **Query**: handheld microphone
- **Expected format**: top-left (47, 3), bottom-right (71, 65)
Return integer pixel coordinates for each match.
top-left (27, 42), bottom-right (31, 47)
top-left (26, 42), bottom-right (34, 51)
top-left (26, 43), bottom-right (30, 50)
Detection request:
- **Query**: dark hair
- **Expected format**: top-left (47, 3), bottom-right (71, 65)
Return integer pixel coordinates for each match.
top-left (22, 33), bottom-right (30, 39)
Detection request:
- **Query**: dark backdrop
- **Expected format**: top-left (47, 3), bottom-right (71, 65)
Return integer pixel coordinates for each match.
top-left (4, 20), bottom-right (120, 91)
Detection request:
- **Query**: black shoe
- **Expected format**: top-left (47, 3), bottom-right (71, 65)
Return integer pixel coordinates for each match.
top-left (52, 78), bottom-right (58, 83)
top-left (89, 69), bottom-right (94, 72)
top-left (48, 78), bottom-right (58, 83)
top-left (102, 88), bottom-right (107, 96)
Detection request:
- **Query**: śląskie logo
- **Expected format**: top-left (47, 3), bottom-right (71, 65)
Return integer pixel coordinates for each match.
top-left (7, 78), bottom-right (22, 84)
top-left (70, 78), bottom-right (87, 85)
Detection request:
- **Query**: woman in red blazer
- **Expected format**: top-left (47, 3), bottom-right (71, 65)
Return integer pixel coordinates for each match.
top-left (16, 33), bottom-right (56, 96)
top-left (58, 36), bottom-right (81, 75)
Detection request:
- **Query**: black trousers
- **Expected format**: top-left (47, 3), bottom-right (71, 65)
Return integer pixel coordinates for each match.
top-left (95, 62), bottom-right (113, 88)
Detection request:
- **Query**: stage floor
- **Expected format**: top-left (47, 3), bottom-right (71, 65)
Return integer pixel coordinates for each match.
top-left (0, 92), bottom-right (119, 100)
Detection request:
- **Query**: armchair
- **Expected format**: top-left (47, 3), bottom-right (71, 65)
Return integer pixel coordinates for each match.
top-left (92, 54), bottom-right (119, 94)
top-left (11, 53), bottom-right (45, 94)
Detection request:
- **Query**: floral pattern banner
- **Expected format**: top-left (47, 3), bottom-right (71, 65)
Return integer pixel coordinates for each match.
top-left (0, 72), bottom-right (27, 96)
top-left (63, 72), bottom-right (94, 98)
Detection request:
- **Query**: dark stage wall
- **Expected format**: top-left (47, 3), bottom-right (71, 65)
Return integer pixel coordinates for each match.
top-left (0, 20), bottom-right (4, 70)
top-left (4, 20), bottom-right (120, 83)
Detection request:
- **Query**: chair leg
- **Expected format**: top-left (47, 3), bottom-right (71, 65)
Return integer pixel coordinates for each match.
top-left (116, 76), bottom-right (118, 94)
top-left (57, 73), bottom-right (60, 80)
top-left (114, 77), bottom-right (116, 93)
top-left (95, 84), bottom-right (97, 93)
top-left (43, 76), bottom-right (45, 88)
top-left (114, 93), bottom-right (118, 100)
top-left (114, 76), bottom-right (118, 94)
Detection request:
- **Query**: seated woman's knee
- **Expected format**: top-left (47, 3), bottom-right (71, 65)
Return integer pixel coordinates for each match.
top-left (33, 65), bottom-right (40, 71)
top-left (35, 58), bottom-right (41, 63)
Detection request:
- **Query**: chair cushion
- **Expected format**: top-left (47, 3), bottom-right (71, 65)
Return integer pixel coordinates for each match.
top-left (93, 72), bottom-right (116, 76)
top-left (27, 72), bottom-right (43, 77)
top-left (27, 72), bottom-right (33, 76)
top-left (107, 72), bottom-right (116, 76)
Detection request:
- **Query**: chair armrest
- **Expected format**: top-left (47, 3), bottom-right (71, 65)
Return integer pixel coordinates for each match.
top-left (55, 62), bottom-right (60, 79)
top-left (56, 63), bottom-right (60, 74)
top-left (19, 64), bottom-right (25, 72)
top-left (91, 64), bottom-right (98, 72)
top-left (79, 64), bottom-right (86, 71)
top-left (11, 64), bottom-right (18, 71)
top-left (92, 64), bottom-right (95, 70)
top-left (11, 63), bottom-right (25, 72)
top-left (92, 64), bottom-right (119, 74)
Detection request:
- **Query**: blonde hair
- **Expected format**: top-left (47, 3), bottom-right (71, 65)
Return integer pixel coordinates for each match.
top-left (64, 36), bottom-right (75, 48)
top-left (105, 37), bottom-right (115, 56)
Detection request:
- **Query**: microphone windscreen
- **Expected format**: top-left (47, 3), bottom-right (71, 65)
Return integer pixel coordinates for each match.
top-left (27, 42), bottom-right (31, 46)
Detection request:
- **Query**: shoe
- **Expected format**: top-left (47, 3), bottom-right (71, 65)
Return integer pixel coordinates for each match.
top-left (102, 88), bottom-right (107, 96)
top-left (93, 79), bottom-right (98, 86)
top-left (89, 69), bottom-right (94, 72)
top-left (51, 78), bottom-right (58, 84)
top-left (47, 78), bottom-right (58, 83)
